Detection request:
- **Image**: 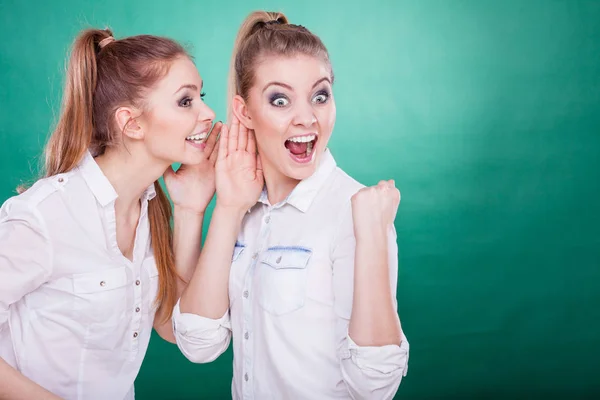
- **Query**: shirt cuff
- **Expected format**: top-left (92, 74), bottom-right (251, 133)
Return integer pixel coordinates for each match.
top-left (343, 333), bottom-right (410, 376)
top-left (172, 299), bottom-right (231, 337)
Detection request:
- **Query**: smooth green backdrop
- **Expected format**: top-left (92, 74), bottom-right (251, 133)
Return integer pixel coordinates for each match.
top-left (1, 0), bottom-right (599, 398)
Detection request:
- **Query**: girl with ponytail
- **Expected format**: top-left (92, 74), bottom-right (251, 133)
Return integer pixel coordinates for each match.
top-left (0, 28), bottom-right (220, 399)
top-left (175, 10), bottom-right (410, 400)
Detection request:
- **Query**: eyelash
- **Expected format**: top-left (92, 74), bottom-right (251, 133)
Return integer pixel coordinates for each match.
top-left (313, 89), bottom-right (330, 104)
top-left (269, 89), bottom-right (331, 107)
top-left (179, 92), bottom-right (207, 107)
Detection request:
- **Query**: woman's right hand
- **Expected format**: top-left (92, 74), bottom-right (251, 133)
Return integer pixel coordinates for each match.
top-left (215, 116), bottom-right (264, 213)
top-left (351, 180), bottom-right (400, 239)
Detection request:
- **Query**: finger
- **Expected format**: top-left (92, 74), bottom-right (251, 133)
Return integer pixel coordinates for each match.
top-left (204, 121), bottom-right (222, 157)
top-left (238, 122), bottom-right (248, 151)
top-left (218, 124), bottom-right (229, 161)
top-left (256, 153), bottom-right (264, 182)
top-left (209, 140), bottom-right (220, 165)
top-left (256, 152), bottom-right (263, 172)
top-left (247, 129), bottom-right (257, 155)
top-left (228, 116), bottom-right (240, 154)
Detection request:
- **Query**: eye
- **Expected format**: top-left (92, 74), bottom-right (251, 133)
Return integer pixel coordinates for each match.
top-left (312, 90), bottom-right (330, 104)
top-left (179, 96), bottom-right (193, 107)
top-left (270, 94), bottom-right (290, 108)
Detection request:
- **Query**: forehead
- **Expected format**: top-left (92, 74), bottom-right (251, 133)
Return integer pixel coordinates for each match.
top-left (252, 54), bottom-right (331, 89)
top-left (154, 56), bottom-right (202, 92)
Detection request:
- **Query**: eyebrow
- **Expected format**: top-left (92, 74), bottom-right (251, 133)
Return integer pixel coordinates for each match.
top-left (174, 82), bottom-right (203, 94)
top-left (262, 77), bottom-right (332, 93)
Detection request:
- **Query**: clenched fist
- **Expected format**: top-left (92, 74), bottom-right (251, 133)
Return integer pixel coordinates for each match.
top-left (351, 180), bottom-right (400, 238)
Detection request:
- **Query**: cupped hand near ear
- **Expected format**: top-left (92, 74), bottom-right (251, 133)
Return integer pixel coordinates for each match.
top-left (164, 122), bottom-right (222, 214)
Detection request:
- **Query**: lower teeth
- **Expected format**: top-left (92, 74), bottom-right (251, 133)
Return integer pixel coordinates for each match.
top-left (306, 142), bottom-right (314, 156)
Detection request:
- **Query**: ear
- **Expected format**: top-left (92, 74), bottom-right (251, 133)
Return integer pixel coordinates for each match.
top-left (115, 107), bottom-right (144, 140)
top-left (232, 95), bottom-right (254, 130)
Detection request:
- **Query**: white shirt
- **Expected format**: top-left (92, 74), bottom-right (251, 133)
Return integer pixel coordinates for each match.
top-left (0, 152), bottom-right (159, 400)
top-left (174, 149), bottom-right (409, 399)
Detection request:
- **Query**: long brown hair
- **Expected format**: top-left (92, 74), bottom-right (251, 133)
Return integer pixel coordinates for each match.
top-left (228, 11), bottom-right (333, 113)
top-left (43, 28), bottom-right (187, 322)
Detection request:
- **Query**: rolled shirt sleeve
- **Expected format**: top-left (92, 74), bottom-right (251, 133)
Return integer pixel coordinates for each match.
top-left (172, 300), bottom-right (232, 363)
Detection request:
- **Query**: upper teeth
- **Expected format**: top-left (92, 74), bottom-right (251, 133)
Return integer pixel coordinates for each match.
top-left (187, 133), bottom-right (207, 141)
top-left (288, 134), bottom-right (316, 143)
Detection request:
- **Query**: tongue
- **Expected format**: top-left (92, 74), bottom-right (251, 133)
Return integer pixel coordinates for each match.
top-left (285, 141), bottom-right (308, 155)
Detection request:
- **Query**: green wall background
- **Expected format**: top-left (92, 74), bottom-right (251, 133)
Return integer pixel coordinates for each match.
top-left (1, 0), bottom-right (599, 398)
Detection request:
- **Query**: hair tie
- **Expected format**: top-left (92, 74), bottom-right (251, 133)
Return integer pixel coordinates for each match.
top-left (98, 36), bottom-right (115, 49)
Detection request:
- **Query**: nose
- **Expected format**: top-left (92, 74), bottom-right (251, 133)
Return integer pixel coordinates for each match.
top-left (292, 100), bottom-right (317, 128)
top-left (197, 100), bottom-right (216, 123)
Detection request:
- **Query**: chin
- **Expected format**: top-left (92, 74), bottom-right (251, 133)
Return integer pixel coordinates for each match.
top-left (285, 165), bottom-right (317, 181)
top-left (281, 151), bottom-right (321, 181)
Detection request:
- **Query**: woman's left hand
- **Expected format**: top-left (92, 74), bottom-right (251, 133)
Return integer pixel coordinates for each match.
top-left (164, 122), bottom-right (222, 215)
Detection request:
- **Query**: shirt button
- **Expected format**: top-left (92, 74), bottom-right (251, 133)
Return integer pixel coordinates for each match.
top-left (58, 177), bottom-right (64, 183)
top-left (244, 332), bottom-right (249, 339)
top-left (265, 216), bottom-right (271, 224)
top-left (244, 374), bottom-right (249, 382)
top-left (135, 307), bottom-right (140, 313)
top-left (252, 253), bottom-right (258, 260)
top-left (99, 281), bottom-right (106, 287)
top-left (135, 280), bottom-right (141, 286)
top-left (243, 291), bottom-right (249, 298)
top-left (133, 332), bottom-right (138, 338)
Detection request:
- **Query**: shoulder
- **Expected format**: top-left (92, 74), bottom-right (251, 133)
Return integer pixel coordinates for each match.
top-left (1, 168), bottom-right (85, 224)
top-left (324, 167), bottom-right (365, 205)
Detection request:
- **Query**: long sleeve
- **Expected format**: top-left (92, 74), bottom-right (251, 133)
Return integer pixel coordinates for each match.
top-left (0, 200), bottom-right (53, 334)
top-left (331, 202), bottom-right (409, 399)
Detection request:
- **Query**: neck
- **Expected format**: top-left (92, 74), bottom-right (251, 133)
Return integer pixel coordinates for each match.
top-left (95, 147), bottom-right (168, 214)
top-left (262, 158), bottom-right (300, 205)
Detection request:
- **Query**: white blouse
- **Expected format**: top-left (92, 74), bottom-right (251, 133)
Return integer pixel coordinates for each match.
top-left (174, 149), bottom-right (409, 399)
top-left (0, 152), bottom-right (159, 399)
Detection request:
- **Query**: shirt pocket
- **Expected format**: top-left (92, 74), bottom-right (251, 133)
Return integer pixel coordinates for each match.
top-left (257, 246), bottom-right (312, 316)
top-left (71, 267), bottom-right (130, 327)
top-left (143, 256), bottom-right (160, 314)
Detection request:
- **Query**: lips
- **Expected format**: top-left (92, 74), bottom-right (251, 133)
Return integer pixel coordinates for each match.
top-left (284, 134), bottom-right (318, 163)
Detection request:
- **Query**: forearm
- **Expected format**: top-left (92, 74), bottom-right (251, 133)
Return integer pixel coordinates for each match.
top-left (173, 206), bottom-right (205, 292)
top-left (179, 205), bottom-right (245, 319)
top-left (0, 357), bottom-right (60, 400)
top-left (349, 227), bottom-right (402, 347)
top-left (153, 207), bottom-right (205, 343)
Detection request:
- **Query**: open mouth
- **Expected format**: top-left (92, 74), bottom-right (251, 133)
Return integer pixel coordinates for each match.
top-left (284, 134), bottom-right (318, 163)
top-left (186, 132), bottom-right (208, 149)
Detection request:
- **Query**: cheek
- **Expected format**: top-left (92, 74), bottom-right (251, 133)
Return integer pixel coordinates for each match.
top-left (254, 105), bottom-right (289, 142)
top-left (318, 104), bottom-right (336, 136)
top-left (147, 109), bottom-right (196, 142)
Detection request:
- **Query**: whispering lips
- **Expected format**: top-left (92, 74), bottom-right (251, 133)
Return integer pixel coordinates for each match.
top-left (186, 132), bottom-right (208, 143)
top-left (185, 130), bottom-right (209, 149)
top-left (284, 133), bottom-right (318, 163)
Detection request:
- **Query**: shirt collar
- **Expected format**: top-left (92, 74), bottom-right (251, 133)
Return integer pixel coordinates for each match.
top-left (78, 151), bottom-right (156, 207)
top-left (258, 148), bottom-right (337, 213)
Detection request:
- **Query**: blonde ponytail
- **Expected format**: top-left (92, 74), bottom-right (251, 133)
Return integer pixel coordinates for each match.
top-left (227, 11), bottom-right (288, 116)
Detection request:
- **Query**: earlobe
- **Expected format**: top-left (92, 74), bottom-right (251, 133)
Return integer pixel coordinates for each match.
top-left (232, 95), bottom-right (254, 130)
top-left (115, 107), bottom-right (144, 140)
